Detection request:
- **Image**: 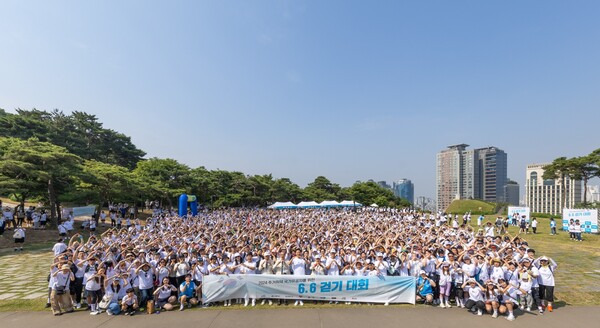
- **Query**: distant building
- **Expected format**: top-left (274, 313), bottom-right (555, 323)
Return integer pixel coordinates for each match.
top-left (525, 163), bottom-right (582, 215)
top-left (393, 179), bottom-right (414, 204)
top-left (586, 185), bottom-right (600, 203)
top-left (377, 181), bottom-right (391, 190)
top-left (436, 144), bottom-right (507, 211)
top-left (504, 179), bottom-right (520, 206)
top-left (478, 147), bottom-right (507, 202)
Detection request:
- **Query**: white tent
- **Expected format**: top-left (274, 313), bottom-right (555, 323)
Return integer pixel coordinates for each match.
top-left (370, 203), bottom-right (379, 208)
top-left (297, 201), bottom-right (320, 208)
top-left (319, 200), bottom-right (340, 207)
top-left (339, 200), bottom-right (362, 207)
top-left (268, 201), bottom-right (298, 209)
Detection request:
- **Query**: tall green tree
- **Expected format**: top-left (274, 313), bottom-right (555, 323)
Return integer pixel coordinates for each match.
top-left (567, 155), bottom-right (598, 206)
top-left (133, 158), bottom-right (191, 207)
top-left (303, 176), bottom-right (341, 202)
top-left (0, 137), bottom-right (82, 221)
top-left (80, 160), bottom-right (139, 213)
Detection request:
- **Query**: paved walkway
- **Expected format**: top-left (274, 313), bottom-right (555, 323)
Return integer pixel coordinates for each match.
top-left (0, 251), bottom-right (50, 300)
top-left (1, 307), bottom-right (598, 328)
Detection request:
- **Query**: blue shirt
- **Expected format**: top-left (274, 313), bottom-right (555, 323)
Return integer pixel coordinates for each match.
top-left (417, 276), bottom-right (433, 296)
top-left (179, 281), bottom-right (196, 298)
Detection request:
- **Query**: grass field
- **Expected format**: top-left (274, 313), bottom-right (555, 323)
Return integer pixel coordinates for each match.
top-left (0, 215), bottom-right (598, 311)
top-left (446, 199), bottom-right (497, 215)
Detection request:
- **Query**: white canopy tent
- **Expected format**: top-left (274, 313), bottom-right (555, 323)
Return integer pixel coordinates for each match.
top-left (338, 200), bottom-right (362, 207)
top-left (297, 201), bottom-right (320, 208)
top-left (319, 200), bottom-right (341, 207)
top-left (268, 201), bottom-right (298, 209)
top-left (370, 203), bottom-right (379, 208)
top-left (267, 200), bottom-right (362, 209)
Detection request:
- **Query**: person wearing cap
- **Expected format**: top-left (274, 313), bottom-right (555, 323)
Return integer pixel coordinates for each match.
top-left (374, 252), bottom-right (390, 277)
top-left (482, 280), bottom-right (500, 317)
top-left (497, 278), bottom-right (527, 321)
top-left (121, 288), bottom-right (139, 315)
top-left (103, 274), bottom-right (128, 315)
top-left (516, 266), bottom-right (534, 312)
top-left (416, 270), bottom-right (436, 305)
top-left (135, 262), bottom-right (155, 311)
top-left (85, 267), bottom-right (105, 315)
top-left (519, 257), bottom-right (543, 313)
top-left (174, 256), bottom-right (190, 287)
top-left (489, 258), bottom-right (505, 284)
top-left (311, 255), bottom-right (326, 275)
top-left (461, 278), bottom-right (485, 316)
top-left (50, 263), bottom-right (75, 315)
top-left (178, 274), bottom-right (198, 311)
top-left (437, 263), bottom-right (452, 308)
top-left (533, 255), bottom-right (557, 313)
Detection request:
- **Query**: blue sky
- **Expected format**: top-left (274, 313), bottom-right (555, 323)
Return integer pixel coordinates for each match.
top-left (1, 0), bottom-right (599, 200)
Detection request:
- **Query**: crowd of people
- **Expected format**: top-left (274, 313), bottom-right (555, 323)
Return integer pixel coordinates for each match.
top-left (45, 207), bottom-right (558, 321)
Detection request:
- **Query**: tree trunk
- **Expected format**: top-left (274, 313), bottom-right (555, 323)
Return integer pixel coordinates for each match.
top-left (583, 177), bottom-right (588, 207)
top-left (48, 179), bottom-right (57, 224)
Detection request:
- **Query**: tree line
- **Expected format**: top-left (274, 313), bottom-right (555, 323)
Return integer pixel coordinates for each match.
top-left (0, 109), bottom-right (411, 222)
top-left (542, 150), bottom-right (600, 209)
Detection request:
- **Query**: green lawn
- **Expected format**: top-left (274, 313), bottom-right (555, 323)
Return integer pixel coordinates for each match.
top-left (446, 199), bottom-right (497, 215)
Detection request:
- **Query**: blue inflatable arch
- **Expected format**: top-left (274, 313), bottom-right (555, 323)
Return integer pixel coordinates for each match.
top-left (178, 194), bottom-right (198, 217)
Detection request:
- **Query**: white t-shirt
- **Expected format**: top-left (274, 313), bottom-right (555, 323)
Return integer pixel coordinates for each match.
top-left (138, 269), bottom-right (155, 289)
top-left (467, 286), bottom-right (484, 302)
top-left (537, 266), bottom-right (555, 286)
top-left (325, 257), bottom-right (340, 276)
top-left (291, 258), bottom-right (306, 275)
top-left (52, 243), bottom-right (67, 256)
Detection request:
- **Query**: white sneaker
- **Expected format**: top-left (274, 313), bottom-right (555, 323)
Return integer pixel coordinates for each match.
top-left (75, 303), bottom-right (81, 309)
top-left (90, 311), bottom-right (99, 315)
top-left (345, 302), bottom-right (351, 305)
top-left (526, 307), bottom-right (531, 312)
top-left (299, 301), bottom-right (304, 306)
top-left (384, 302), bottom-right (389, 306)
top-left (107, 311), bottom-right (113, 316)
top-left (294, 301), bottom-right (299, 306)
top-left (439, 303), bottom-right (446, 308)
top-left (520, 305), bottom-right (525, 310)
top-left (507, 314), bottom-right (515, 321)
top-left (446, 302), bottom-right (451, 308)
top-left (492, 312), bottom-right (498, 318)
top-left (460, 304), bottom-right (465, 308)
top-left (477, 309), bottom-right (482, 316)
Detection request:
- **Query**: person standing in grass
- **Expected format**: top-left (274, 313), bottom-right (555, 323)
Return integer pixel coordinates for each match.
top-left (549, 218), bottom-right (557, 235)
top-left (531, 218), bottom-right (538, 234)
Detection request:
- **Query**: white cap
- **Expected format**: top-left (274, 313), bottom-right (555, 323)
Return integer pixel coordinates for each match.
top-left (419, 270), bottom-right (426, 275)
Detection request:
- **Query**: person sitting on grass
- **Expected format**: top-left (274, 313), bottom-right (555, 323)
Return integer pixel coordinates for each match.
top-left (121, 288), bottom-right (139, 316)
top-left (178, 274), bottom-right (198, 311)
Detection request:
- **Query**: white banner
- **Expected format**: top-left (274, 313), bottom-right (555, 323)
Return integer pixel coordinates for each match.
top-left (508, 206), bottom-right (530, 222)
top-left (562, 208), bottom-right (598, 233)
top-left (202, 274), bottom-right (416, 304)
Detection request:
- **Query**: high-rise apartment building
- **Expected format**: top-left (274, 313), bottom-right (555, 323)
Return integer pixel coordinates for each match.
top-left (393, 179), bottom-right (414, 204)
top-left (504, 179), bottom-right (520, 206)
top-left (436, 144), bottom-right (508, 211)
top-left (525, 163), bottom-right (582, 214)
top-left (478, 147), bottom-right (508, 202)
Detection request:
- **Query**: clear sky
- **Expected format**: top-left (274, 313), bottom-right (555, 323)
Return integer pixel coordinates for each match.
top-left (1, 0), bottom-right (599, 200)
